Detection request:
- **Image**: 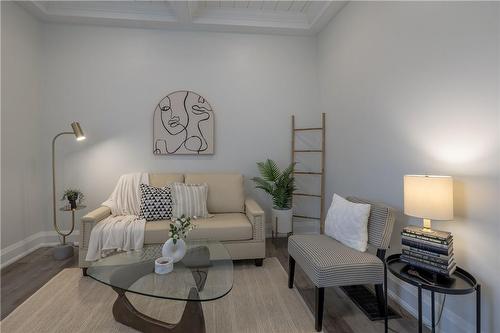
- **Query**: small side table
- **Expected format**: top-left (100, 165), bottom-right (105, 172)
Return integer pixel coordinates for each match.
top-left (384, 254), bottom-right (480, 333)
top-left (54, 205), bottom-right (86, 260)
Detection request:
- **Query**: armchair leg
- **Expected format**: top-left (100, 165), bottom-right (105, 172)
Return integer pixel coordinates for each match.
top-left (375, 283), bottom-right (386, 316)
top-left (288, 256), bottom-right (295, 289)
top-left (82, 267), bottom-right (88, 276)
top-left (254, 258), bottom-right (263, 266)
top-left (315, 287), bottom-right (324, 332)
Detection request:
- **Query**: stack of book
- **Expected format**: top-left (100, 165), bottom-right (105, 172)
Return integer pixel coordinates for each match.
top-left (401, 225), bottom-right (456, 276)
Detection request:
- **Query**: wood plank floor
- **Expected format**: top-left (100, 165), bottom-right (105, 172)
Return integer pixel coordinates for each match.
top-left (1, 239), bottom-right (427, 332)
top-left (1, 247), bottom-right (77, 320)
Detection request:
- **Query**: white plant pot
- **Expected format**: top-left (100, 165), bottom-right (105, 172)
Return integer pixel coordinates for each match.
top-left (271, 208), bottom-right (293, 235)
top-left (161, 238), bottom-right (187, 263)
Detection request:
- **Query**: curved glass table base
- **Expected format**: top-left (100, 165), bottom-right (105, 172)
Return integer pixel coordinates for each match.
top-left (87, 241), bottom-right (233, 332)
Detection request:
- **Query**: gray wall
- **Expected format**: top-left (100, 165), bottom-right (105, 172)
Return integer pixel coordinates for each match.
top-left (318, 2), bottom-right (499, 332)
top-left (1, 2), bottom-right (46, 261)
top-left (39, 23), bottom-right (320, 235)
top-left (1, 2), bottom-right (322, 264)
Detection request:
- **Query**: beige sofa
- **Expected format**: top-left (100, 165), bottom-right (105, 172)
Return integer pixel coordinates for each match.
top-left (79, 173), bottom-right (266, 272)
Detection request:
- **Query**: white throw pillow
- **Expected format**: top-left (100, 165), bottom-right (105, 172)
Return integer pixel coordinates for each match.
top-left (171, 183), bottom-right (209, 219)
top-left (325, 194), bottom-right (371, 252)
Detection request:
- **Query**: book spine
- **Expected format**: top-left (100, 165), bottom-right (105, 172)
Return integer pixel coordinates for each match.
top-left (401, 254), bottom-right (454, 270)
top-left (401, 231), bottom-right (451, 245)
top-left (402, 235), bottom-right (451, 249)
top-left (402, 239), bottom-right (452, 255)
top-left (402, 227), bottom-right (451, 241)
top-left (401, 245), bottom-right (452, 259)
top-left (401, 249), bottom-right (452, 265)
top-left (403, 228), bottom-right (452, 240)
top-left (401, 257), bottom-right (454, 276)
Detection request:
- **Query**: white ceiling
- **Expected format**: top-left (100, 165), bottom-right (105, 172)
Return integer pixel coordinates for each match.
top-left (21, 1), bottom-right (348, 35)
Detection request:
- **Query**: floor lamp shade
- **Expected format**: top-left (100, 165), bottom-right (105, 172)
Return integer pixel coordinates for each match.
top-left (71, 122), bottom-right (86, 141)
top-left (404, 175), bottom-right (454, 221)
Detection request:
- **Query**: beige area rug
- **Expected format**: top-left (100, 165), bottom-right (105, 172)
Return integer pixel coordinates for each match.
top-left (1, 257), bottom-right (316, 332)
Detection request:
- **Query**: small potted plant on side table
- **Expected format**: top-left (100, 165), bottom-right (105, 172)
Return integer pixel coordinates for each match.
top-left (252, 159), bottom-right (296, 237)
top-left (54, 189), bottom-right (85, 260)
top-left (61, 189), bottom-right (85, 210)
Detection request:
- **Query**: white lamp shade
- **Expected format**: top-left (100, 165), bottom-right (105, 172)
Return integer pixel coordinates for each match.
top-left (404, 175), bottom-right (454, 221)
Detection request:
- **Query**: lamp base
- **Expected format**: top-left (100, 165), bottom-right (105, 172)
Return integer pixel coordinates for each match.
top-left (53, 243), bottom-right (74, 260)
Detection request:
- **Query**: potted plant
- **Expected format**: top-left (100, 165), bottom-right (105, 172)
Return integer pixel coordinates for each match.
top-left (252, 159), bottom-right (296, 236)
top-left (162, 215), bottom-right (195, 263)
top-left (61, 189), bottom-right (85, 210)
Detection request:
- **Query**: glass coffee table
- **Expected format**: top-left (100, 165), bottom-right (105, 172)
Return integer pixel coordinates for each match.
top-left (87, 241), bottom-right (233, 333)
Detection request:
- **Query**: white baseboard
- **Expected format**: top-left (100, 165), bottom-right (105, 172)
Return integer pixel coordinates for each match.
top-left (387, 275), bottom-right (473, 333)
top-left (1, 230), bottom-right (79, 269)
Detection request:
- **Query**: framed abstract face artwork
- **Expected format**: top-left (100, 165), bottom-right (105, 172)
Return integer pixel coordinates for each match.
top-left (153, 90), bottom-right (214, 155)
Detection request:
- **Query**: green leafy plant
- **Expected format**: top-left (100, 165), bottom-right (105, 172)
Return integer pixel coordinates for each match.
top-left (169, 215), bottom-right (195, 245)
top-left (61, 189), bottom-right (85, 204)
top-left (252, 159), bottom-right (297, 209)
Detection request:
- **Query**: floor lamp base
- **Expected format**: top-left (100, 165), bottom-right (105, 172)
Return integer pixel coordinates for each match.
top-left (53, 243), bottom-right (74, 260)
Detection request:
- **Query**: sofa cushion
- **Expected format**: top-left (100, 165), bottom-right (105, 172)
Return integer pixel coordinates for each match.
top-left (185, 173), bottom-right (244, 213)
top-left (144, 213), bottom-right (252, 244)
top-left (149, 173), bottom-right (184, 187)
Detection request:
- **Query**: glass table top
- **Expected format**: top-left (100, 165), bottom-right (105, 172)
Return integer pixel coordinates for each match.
top-left (87, 241), bottom-right (233, 301)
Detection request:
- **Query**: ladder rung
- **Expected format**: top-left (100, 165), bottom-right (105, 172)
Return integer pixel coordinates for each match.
top-left (294, 150), bottom-right (322, 153)
top-left (293, 193), bottom-right (321, 198)
top-left (293, 214), bottom-right (321, 220)
top-left (294, 171), bottom-right (322, 175)
top-left (294, 127), bottom-right (323, 132)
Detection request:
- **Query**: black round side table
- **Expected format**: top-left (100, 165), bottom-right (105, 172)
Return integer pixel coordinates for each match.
top-left (384, 254), bottom-right (480, 333)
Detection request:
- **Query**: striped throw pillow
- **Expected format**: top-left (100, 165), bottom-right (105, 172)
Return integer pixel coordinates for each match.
top-left (171, 183), bottom-right (209, 219)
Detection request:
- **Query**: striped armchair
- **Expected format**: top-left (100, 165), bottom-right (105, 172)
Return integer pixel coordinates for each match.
top-left (287, 197), bottom-right (395, 332)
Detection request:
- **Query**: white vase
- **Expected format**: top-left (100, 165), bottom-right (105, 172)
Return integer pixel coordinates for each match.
top-left (161, 238), bottom-right (187, 263)
top-left (271, 208), bottom-right (293, 235)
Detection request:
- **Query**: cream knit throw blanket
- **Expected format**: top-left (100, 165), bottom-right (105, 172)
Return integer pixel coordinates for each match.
top-left (85, 172), bottom-right (148, 261)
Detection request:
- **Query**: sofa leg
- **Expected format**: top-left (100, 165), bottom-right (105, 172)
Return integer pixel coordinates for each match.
top-left (82, 267), bottom-right (88, 276)
top-left (375, 283), bottom-right (386, 316)
top-left (254, 258), bottom-right (263, 266)
top-left (315, 287), bottom-right (324, 332)
top-left (288, 256), bottom-right (295, 289)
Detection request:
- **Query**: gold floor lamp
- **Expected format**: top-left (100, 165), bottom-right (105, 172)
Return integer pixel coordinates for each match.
top-left (52, 122), bottom-right (86, 260)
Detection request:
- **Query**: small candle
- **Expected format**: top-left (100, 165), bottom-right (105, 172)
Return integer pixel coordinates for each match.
top-left (155, 256), bottom-right (174, 275)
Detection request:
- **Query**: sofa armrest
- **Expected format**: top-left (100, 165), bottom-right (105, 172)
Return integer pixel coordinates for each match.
top-left (82, 206), bottom-right (111, 223)
top-left (80, 206), bottom-right (111, 250)
top-left (245, 198), bottom-right (265, 241)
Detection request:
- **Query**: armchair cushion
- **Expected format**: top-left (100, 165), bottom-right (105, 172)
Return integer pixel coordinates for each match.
top-left (288, 234), bottom-right (383, 288)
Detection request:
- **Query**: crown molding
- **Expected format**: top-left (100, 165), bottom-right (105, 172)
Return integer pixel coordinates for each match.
top-left (19, 1), bottom-right (348, 36)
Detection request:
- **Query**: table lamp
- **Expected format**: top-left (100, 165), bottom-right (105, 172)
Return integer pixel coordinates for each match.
top-left (403, 175), bottom-right (454, 232)
top-left (52, 122), bottom-right (86, 260)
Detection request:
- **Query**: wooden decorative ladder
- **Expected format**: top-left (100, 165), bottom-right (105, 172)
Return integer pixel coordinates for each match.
top-left (291, 113), bottom-right (326, 234)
